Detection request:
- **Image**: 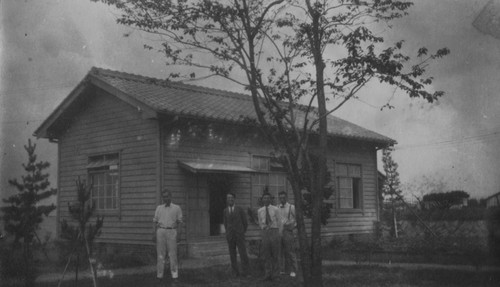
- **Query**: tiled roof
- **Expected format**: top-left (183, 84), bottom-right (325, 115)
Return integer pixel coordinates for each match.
top-left (89, 67), bottom-right (395, 145)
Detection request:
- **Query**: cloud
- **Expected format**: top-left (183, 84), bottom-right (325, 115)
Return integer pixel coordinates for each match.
top-left (1, 0), bottom-right (499, 202)
top-left (330, 0), bottom-right (500, 198)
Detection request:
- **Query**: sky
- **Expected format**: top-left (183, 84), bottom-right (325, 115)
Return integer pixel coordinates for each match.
top-left (1, 0), bottom-right (499, 205)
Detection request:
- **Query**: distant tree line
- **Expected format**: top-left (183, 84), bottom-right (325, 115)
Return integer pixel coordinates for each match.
top-left (422, 190), bottom-right (470, 210)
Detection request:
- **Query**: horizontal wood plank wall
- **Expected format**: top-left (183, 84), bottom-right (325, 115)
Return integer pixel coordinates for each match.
top-left (321, 140), bottom-right (378, 236)
top-left (162, 122), bottom-right (257, 242)
top-left (57, 92), bottom-right (379, 247)
top-left (58, 89), bottom-right (158, 245)
top-left (162, 121), bottom-right (379, 241)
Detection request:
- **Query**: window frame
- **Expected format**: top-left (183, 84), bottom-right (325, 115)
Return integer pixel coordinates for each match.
top-left (336, 163), bottom-right (363, 211)
top-left (250, 155), bottom-right (289, 208)
top-left (87, 152), bottom-right (121, 216)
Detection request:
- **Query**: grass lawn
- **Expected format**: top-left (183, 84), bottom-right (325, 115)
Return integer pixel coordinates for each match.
top-left (29, 264), bottom-right (500, 287)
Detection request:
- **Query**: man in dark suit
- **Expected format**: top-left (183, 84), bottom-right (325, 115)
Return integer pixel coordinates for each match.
top-left (223, 192), bottom-right (250, 277)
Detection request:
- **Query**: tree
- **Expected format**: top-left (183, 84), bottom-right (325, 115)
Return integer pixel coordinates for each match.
top-left (59, 178), bottom-right (104, 287)
top-left (92, 1), bottom-right (449, 285)
top-left (381, 147), bottom-right (402, 237)
top-left (403, 175), bottom-right (448, 204)
top-left (422, 190), bottom-right (470, 209)
top-left (1, 139), bottom-right (56, 285)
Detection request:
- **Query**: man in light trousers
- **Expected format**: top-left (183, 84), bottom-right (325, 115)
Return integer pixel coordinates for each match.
top-left (277, 191), bottom-right (297, 278)
top-left (153, 189), bottom-right (183, 282)
top-left (258, 192), bottom-right (280, 281)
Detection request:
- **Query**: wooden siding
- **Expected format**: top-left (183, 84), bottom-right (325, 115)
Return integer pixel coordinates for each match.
top-left (57, 88), bottom-right (158, 245)
top-left (57, 91), bottom-right (379, 247)
top-left (161, 121), bottom-right (379, 243)
top-left (162, 122), bottom-right (255, 242)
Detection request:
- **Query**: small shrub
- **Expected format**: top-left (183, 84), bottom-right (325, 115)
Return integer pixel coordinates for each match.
top-left (0, 244), bottom-right (37, 284)
top-left (94, 245), bottom-right (153, 269)
top-left (343, 234), bottom-right (383, 263)
top-left (247, 239), bottom-right (261, 257)
top-left (53, 239), bottom-right (89, 269)
top-left (400, 207), bottom-right (486, 221)
top-left (328, 236), bottom-right (344, 250)
top-left (486, 207), bottom-right (500, 263)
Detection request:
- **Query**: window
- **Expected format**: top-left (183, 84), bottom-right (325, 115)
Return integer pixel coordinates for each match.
top-left (336, 163), bottom-right (362, 209)
top-left (251, 156), bottom-right (289, 207)
top-left (252, 156), bottom-right (270, 171)
top-left (88, 153), bottom-right (120, 212)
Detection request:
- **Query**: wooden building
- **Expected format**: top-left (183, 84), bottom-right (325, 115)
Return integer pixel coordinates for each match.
top-left (486, 191), bottom-right (500, 208)
top-left (35, 67), bottom-right (395, 257)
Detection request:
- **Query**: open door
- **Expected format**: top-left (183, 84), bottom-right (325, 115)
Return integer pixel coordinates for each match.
top-left (186, 175), bottom-right (210, 238)
top-left (208, 175), bottom-right (231, 236)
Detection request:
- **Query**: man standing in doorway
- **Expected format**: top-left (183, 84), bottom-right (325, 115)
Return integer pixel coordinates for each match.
top-left (223, 192), bottom-right (250, 277)
top-left (277, 191), bottom-right (297, 278)
top-left (153, 189), bottom-right (183, 282)
top-left (258, 192), bottom-right (280, 281)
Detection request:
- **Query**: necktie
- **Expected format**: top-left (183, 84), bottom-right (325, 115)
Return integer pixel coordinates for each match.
top-left (265, 206), bottom-right (271, 226)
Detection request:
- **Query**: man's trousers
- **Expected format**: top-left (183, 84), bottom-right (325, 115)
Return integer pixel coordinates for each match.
top-left (226, 233), bottom-right (249, 275)
top-left (280, 229), bottom-right (297, 273)
top-left (156, 228), bottom-right (178, 279)
top-left (261, 228), bottom-right (280, 279)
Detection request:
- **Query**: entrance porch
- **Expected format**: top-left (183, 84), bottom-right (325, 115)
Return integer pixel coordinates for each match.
top-left (179, 161), bottom-right (255, 258)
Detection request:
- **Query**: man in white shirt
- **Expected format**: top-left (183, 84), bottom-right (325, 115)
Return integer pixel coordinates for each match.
top-left (277, 191), bottom-right (297, 277)
top-left (258, 192), bottom-right (280, 281)
top-left (153, 189), bottom-right (183, 282)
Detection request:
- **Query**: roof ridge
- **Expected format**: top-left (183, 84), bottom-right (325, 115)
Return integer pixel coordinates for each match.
top-left (88, 67), bottom-right (394, 144)
top-left (90, 67), bottom-right (253, 103)
top-left (89, 67), bottom-right (346, 121)
top-left (90, 66), bottom-right (155, 83)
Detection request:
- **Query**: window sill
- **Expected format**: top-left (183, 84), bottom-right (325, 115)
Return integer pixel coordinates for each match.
top-left (337, 208), bottom-right (363, 213)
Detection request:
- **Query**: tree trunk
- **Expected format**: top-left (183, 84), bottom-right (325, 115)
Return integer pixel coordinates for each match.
top-left (300, 1), bottom-right (328, 284)
top-left (291, 179), bottom-right (312, 284)
top-left (310, 16), bottom-right (328, 287)
top-left (75, 250), bottom-right (80, 287)
top-left (85, 235), bottom-right (98, 287)
top-left (392, 202), bottom-right (398, 238)
top-left (310, 88), bottom-right (327, 287)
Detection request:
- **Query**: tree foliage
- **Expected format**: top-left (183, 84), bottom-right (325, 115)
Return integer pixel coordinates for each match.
top-left (60, 178), bottom-right (104, 247)
top-left (0, 139), bottom-right (56, 286)
top-left (1, 139), bottom-right (56, 243)
top-left (381, 146), bottom-right (403, 237)
top-left (91, 1), bottom-right (449, 285)
top-left (382, 146), bottom-right (402, 199)
top-left (422, 190), bottom-right (470, 210)
top-left (60, 178), bottom-right (104, 286)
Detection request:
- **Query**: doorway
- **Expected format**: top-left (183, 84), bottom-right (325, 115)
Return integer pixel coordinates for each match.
top-left (208, 175), bottom-right (231, 236)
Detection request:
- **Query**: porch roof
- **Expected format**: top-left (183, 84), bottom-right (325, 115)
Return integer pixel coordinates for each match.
top-left (178, 161), bottom-right (257, 174)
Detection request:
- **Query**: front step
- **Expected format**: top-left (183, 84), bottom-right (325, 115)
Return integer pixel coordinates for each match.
top-left (188, 238), bottom-right (228, 258)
